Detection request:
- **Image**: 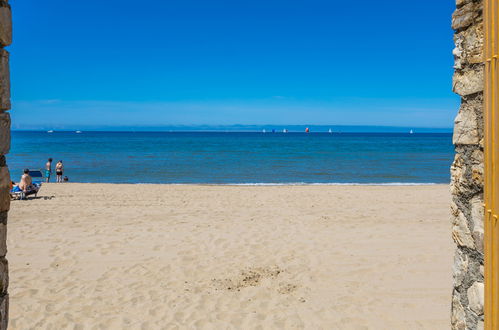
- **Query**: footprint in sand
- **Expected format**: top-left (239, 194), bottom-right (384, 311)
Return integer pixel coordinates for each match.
top-left (277, 282), bottom-right (298, 294)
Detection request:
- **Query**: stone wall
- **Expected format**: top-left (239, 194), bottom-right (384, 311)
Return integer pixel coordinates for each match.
top-left (0, 1), bottom-right (9, 329)
top-left (451, 0), bottom-right (485, 329)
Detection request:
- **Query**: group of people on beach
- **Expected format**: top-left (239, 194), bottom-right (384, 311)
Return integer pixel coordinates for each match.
top-left (15, 158), bottom-right (65, 193)
top-left (12, 158), bottom-right (66, 198)
top-left (45, 158), bottom-right (65, 183)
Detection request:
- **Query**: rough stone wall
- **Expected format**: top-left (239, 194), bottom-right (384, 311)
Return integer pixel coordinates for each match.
top-left (451, 0), bottom-right (485, 329)
top-left (0, 1), bottom-right (10, 329)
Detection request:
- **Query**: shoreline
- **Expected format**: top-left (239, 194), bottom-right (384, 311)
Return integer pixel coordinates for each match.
top-left (39, 182), bottom-right (449, 186)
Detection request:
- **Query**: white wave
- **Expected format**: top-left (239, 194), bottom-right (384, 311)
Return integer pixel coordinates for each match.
top-left (89, 182), bottom-right (445, 186)
top-left (218, 182), bottom-right (442, 186)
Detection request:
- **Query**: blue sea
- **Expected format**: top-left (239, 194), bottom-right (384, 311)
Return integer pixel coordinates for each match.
top-left (7, 131), bottom-right (454, 184)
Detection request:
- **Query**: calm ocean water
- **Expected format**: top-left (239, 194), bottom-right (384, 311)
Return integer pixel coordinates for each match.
top-left (8, 131), bottom-right (453, 184)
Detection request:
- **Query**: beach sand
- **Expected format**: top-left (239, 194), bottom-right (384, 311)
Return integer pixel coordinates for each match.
top-left (7, 184), bottom-right (452, 329)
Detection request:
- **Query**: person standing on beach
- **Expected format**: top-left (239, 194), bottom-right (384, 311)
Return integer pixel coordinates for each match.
top-left (56, 160), bottom-right (64, 183)
top-left (45, 158), bottom-right (53, 183)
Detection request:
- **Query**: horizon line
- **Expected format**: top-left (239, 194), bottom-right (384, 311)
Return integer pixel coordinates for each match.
top-left (10, 124), bottom-right (454, 131)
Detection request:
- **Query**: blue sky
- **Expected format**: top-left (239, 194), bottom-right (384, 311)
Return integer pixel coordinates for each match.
top-left (10, 0), bottom-right (458, 129)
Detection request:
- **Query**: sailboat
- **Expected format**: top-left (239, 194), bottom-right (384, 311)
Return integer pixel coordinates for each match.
top-left (328, 128), bottom-right (333, 134)
top-left (409, 129), bottom-right (414, 134)
top-left (305, 127), bottom-right (310, 133)
top-left (283, 128), bottom-right (288, 133)
top-left (262, 129), bottom-right (266, 133)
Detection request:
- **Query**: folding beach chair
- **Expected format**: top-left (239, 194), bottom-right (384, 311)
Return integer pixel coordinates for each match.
top-left (10, 170), bottom-right (43, 200)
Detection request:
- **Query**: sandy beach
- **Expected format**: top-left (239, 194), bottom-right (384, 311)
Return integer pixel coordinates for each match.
top-left (7, 184), bottom-right (452, 329)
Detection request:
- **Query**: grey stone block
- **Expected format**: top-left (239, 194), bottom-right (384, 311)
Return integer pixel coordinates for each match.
top-left (453, 65), bottom-right (484, 97)
top-left (0, 2), bottom-right (11, 48)
top-left (471, 196), bottom-right (484, 254)
top-left (452, 248), bottom-right (469, 287)
top-left (468, 281), bottom-right (484, 316)
top-left (0, 294), bottom-right (8, 330)
top-left (0, 49), bottom-right (9, 111)
top-left (452, 2), bottom-right (480, 31)
top-left (451, 204), bottom-right (475, 249)
top-left (456, 0), bottom-right (472, 8)
top-left (453, 101), bottom-right (480, 145)
top-left (0, 113), bottom-right (10, 156)
top-left (454, 22), bottom-right (483, 69)
top-left (0, 167), bottom-right (9, 213)
top-left (0, 259), bottom-right (7, 296)
top-left (0, 224), bottom-right (6, 258)
top-left (451, 291), bottom-right (466, 329)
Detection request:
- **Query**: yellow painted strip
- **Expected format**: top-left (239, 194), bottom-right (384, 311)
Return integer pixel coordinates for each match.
top-left (484, 0), bottom-right (499, 328)
top-left (484, 2), bottom-right (490, 328)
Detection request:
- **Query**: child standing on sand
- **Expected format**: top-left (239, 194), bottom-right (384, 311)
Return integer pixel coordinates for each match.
top-left (55, 160), bottom-right (64, 183)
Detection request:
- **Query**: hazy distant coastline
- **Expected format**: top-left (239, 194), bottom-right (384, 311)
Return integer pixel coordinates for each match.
top-left (11, 125), bottom-right (453, 133)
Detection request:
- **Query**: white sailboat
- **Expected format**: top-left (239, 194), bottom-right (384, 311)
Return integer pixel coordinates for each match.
top-left (328, 128), bottom-right (333, 134)
top-left (409, 129), bottom-right (414, 134)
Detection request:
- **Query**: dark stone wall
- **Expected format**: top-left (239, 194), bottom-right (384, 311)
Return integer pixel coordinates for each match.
top-left (0, 1), bottom-right (10, 328)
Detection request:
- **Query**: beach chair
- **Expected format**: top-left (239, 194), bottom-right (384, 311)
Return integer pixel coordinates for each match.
top-left (10, 170), bottom-right (43, 200)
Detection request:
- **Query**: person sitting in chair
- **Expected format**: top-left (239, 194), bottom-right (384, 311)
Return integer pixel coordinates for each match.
top-left (19, 169), bottom-right (33, 193)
